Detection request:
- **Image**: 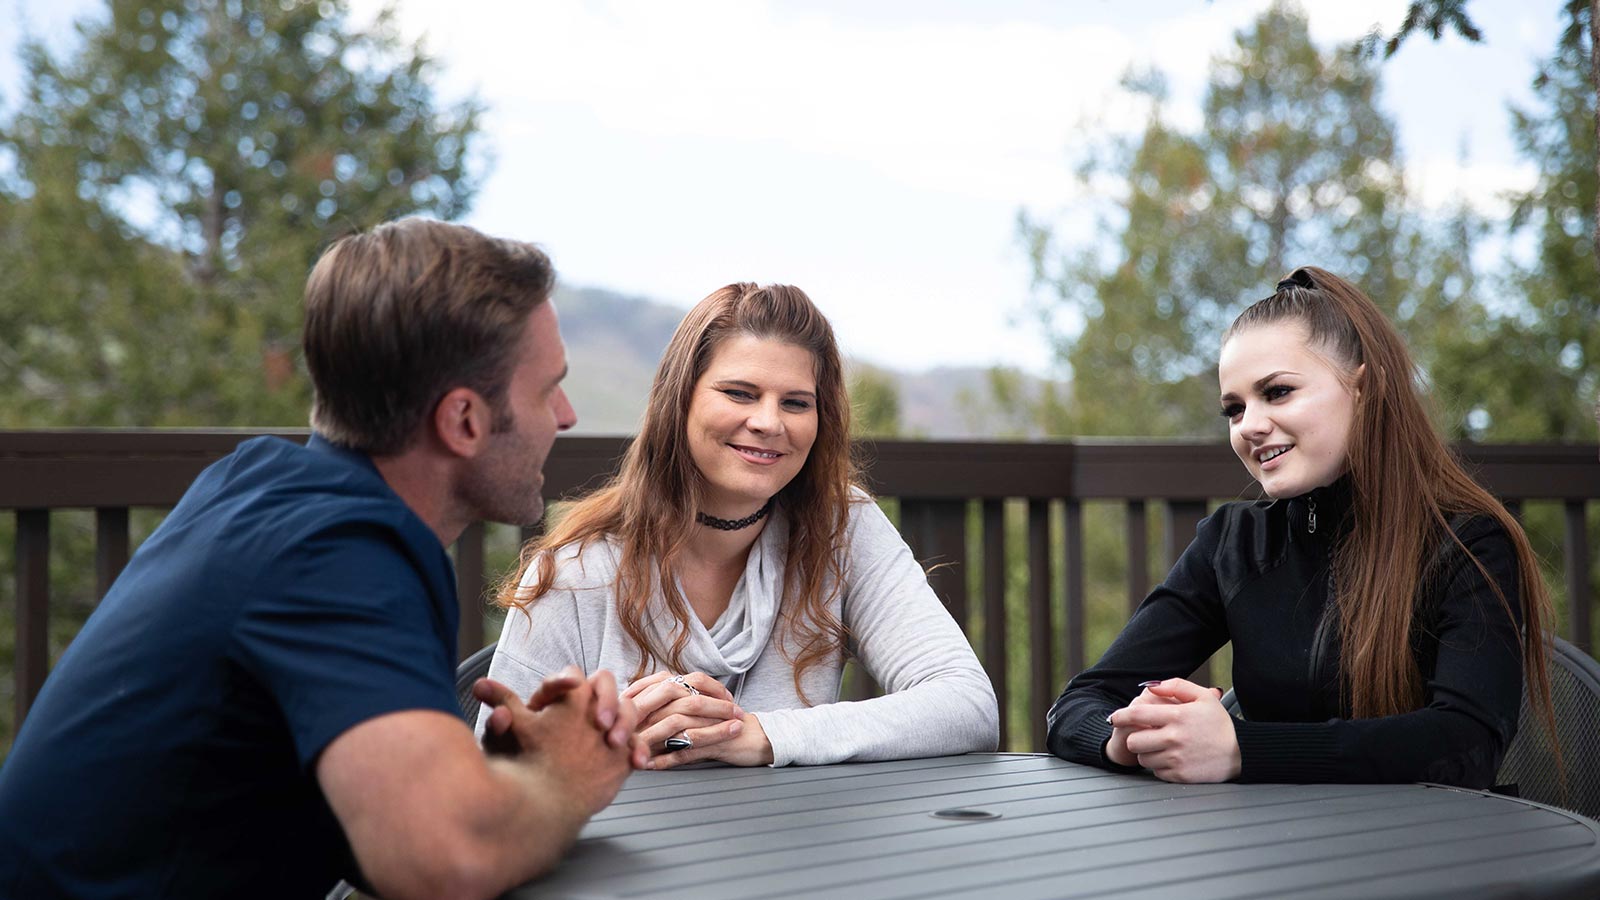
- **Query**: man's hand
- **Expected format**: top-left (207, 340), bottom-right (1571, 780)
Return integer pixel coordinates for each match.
top-left (1107, 678), bottom-right (1239, 783)
top-left (495, 676), bottom-right (641, 818)
top-left (478, 667), bottom-right (644, 766)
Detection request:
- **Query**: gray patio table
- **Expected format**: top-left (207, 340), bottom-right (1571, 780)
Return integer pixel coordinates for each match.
top-left (506, 752), bottom-right (1600, 899)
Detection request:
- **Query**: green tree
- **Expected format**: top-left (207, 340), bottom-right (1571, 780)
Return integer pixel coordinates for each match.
top-left (1380, 0), bottom-right (1598, 271)
top-left (1017, 3), bottom-right (1418, 437)
top-left (1377, 0), bottom-right (1599, 439)
top-left (1479, 26), bottom-right (1599, 440)
top-left (848, 366), bottom-right (903, 438)
top-left (0, 0), bottom-right (482, 426)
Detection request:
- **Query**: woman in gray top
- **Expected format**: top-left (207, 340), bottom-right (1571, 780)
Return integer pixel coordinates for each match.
top-left (482, 282), bottom-right (997, 768)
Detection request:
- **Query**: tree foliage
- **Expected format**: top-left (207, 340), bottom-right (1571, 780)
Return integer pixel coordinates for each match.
top-left (1360, 0), bottom-right (1484, 59)
top-left (1367, 0), bottom-right (1599, 440)
top-left (848, 366), bottom-right (904, 438)
top-left (1017, 3), bottom-right (1424, 437)
top-left (0, 0), bottom-right (482, 426)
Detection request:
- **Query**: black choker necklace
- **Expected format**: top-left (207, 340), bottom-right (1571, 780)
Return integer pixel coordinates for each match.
top-left (696, 497), bottom-right (774, 531)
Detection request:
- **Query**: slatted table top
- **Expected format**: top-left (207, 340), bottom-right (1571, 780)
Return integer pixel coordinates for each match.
top-left (507, 753), bottom-right (1600, 900)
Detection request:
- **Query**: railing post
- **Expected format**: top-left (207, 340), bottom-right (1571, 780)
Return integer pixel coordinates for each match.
top-left (1063, 500), bottom-right (1086, 680)
top-left (15, 510), bottom-right (50, 729)
top-left (1566, 501), bottom-right (1591, 653)
top-left (95, 507), bottom-right (131, 601)
top-left (1167, 500), bottom-right (1209, 685)
top-left (1125, 500), bottom-right (1148, 618)
top-left (1028, 499), bottom-right (1053, 752)
top-left (455, 522), bottom-right (486, 660)
top-left (900, 499), bottom-right (968, 623)
top-left (981, 499), bottom-right (1008, 750)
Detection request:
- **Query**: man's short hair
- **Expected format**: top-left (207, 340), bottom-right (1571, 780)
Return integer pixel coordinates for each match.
top-left (303, 218), bottom-right (555, 455)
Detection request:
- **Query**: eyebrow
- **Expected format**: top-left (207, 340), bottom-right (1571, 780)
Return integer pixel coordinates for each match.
top-left (1219, 370), bottom-right (1297, 403)
top-left (714, 378), bottom-right (817, 399)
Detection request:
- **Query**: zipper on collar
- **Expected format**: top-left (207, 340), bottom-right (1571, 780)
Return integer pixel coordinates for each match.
top-left (1307, 497), bottom-right (1318, 534)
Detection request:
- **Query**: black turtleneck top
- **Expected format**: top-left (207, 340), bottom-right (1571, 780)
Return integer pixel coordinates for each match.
top-left (1045, 480), bottom-right (1524, 787)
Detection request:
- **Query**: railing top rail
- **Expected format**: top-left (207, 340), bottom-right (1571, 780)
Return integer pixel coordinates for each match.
top-left (0, 430), bottom-right (1596, 508)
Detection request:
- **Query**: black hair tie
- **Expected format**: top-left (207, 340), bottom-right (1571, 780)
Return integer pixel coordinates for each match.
top-left (1276, 268), bottom-right (1315, 292)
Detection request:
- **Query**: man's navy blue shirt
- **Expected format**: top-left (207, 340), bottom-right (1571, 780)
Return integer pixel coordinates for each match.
top-left (0, 435), bottom-right (461, 898)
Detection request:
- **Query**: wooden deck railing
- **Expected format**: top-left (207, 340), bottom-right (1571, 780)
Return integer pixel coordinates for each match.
top-left (3, 431), bottom-right (1597, 751)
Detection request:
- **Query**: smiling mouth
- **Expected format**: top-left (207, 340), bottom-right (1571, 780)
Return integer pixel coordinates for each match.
top-left (1257, 445), bottom-right (1293, 464)
top-left (729, 443), bottom-right (783, 461)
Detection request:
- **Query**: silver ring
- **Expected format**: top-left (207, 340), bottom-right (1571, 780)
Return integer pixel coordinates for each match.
top-left (669, 674), bottom-right (700, 696)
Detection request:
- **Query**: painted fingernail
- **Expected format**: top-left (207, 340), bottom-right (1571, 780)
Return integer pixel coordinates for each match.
top-left (1138, 680), bottom-right (1163, 688)
top-left (1105, 713), bottom-right (1115, 724)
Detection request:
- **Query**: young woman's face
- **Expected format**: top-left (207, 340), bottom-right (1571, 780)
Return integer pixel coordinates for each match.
top-left (1218, 320), bottom-right (1361, 499)
top-left (685, 334), bottom-right (819, 516)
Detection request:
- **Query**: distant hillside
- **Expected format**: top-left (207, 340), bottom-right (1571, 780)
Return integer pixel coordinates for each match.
top-left (554, 284), bottom-right (1054, 438)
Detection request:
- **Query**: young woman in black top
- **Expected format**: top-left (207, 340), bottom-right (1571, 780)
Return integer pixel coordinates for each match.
top-left (1046, 267), bottom-right (1555, 787)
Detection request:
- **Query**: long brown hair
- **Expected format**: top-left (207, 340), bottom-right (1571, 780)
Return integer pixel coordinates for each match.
top-left (1224, 267), bottom-right (1556, 741)
top-left (497, 283), bottom-right (861, 697)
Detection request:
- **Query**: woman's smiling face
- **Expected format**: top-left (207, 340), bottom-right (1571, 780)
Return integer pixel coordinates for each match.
top-left (1218, 320), bottom-right (1361, 499)
top-left (686, 333), bottom-right (819, 517)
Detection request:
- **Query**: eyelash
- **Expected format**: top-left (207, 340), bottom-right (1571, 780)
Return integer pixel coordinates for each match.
top-left (1219, 385), bottom-right (1293, 419)
top-left (720, 389), bottom-right (812, 412)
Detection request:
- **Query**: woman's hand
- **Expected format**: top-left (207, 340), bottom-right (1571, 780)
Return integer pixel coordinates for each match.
top-left (646, 713), bottom-right (774, 769)
top-left (1103, 682), bottom-right (1175, 767)
top-left (623, 671), bottom-right (747, 755)
top-left (1107, 678), bottom-right (1240, 783)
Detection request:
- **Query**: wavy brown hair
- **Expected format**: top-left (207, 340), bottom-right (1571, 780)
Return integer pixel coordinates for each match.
top-left (1224, 266), bottom-right (1556, 744)
top-left (497, 283), bottom-right (861, 698)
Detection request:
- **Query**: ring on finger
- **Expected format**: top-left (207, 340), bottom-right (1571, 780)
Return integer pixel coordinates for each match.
top-left (665, 731), bottom-right (693, 751)
top-left (668, 674), bottom-right (700, 696)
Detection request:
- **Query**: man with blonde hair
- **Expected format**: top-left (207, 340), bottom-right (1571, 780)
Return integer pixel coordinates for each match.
top-left (0, 219), bottom-right (643, 899)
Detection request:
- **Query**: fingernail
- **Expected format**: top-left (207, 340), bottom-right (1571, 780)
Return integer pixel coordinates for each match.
top-left (598, 709), bottom-right (615, 729)
top-left (643, 758), bottom-right (656, 770)
top-left (729, 720), bottom-right (743, 735)
top-left (1105, 713), bottom-right (1115, 724)
top-left (1138, 680), bottom-right (1163, 688)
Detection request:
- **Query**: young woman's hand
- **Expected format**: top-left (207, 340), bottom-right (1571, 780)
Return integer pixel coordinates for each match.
top-left (623, 671), bottom-right (746, 755)
top-left (1103, 684), bottom-right (1175, 767)
top-left (645, 713), bottom-right (774, 769)
top-left (1107, 678), bottom-right (1239, 783)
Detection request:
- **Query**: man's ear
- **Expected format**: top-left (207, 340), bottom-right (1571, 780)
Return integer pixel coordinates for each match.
top-left (431, 386), bottom-right (493, 459)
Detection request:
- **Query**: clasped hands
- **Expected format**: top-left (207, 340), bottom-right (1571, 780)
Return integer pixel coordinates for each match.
top-left (474, 666), bottom-right (648, 768)
top-left (621, 671), bottom-right (773, 769)
top-left (1104, 677), bottom-right (1241, 783)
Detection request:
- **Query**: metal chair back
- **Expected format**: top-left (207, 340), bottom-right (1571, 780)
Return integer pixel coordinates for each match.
top-left (1497, 635), bottom-right (1600, 820)
top-left (455, 643), bottom-right (496, 724)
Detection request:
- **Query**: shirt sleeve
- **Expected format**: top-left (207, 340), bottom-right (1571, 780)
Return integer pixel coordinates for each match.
top-left (1045, 510), bottom-right (1230, 771)
top-left (1233, 518), bottom-right (1524, 787)
top-left (231, 520), bottom-right (458, 771)
top-left (756, 499), bottom-right (999, 766)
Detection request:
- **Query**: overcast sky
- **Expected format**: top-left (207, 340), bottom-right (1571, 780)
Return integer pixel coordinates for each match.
top-left (2, 1), bottom-right (1564, 375)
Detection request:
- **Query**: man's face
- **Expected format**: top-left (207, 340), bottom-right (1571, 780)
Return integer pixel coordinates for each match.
top-left (460, 301), bottom-right (576, 526)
